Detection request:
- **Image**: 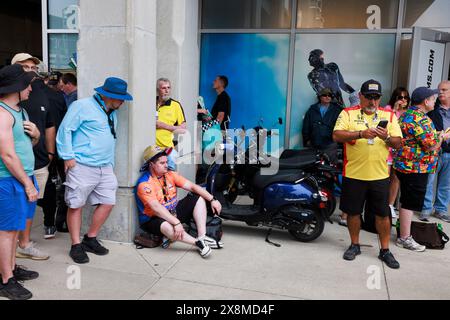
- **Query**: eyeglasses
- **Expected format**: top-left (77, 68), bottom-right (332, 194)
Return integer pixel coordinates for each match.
top-left (397, 95), bottom-right (409, 100)
top-left (363, 94), bottom-right (381, 101)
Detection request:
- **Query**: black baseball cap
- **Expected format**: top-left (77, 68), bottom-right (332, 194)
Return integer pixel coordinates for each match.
top-left (360, 79), bottom-right (382, 95)
top-left (410, 87), bottom-right (439, 105)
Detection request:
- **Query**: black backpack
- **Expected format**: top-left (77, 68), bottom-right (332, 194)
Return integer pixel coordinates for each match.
top-left (188, 215), bottom-right (223, 241)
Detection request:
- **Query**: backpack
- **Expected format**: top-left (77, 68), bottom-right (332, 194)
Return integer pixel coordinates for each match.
top-left (396, 221), bottom-right (449, 249)
top-left (134, 232), bottom-right (162, 249)
top-left (360, 201), bottom-right (394, 234)
top-left (188, 215), bottom-right (223, 241)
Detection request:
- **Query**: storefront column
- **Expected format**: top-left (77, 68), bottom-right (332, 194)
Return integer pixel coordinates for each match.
top-left (156, 0), bottom-right (200, 183)
top-left (77, 0), bottom-right (157, 242)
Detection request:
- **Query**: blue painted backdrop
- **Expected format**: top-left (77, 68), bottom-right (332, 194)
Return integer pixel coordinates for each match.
top-left (200, 33), bottom-right (289, 151)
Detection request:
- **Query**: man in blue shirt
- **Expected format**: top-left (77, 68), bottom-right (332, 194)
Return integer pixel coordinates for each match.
top-left (56, 77), bottom-right (133, 264)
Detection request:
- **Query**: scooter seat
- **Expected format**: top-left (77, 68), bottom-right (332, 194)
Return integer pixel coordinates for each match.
top-left (280, 148), bottom-right (317, 159)
top-left (276, 155), bottom-right (318, 169)
top-left (252, 169), bottom-right (306, 190)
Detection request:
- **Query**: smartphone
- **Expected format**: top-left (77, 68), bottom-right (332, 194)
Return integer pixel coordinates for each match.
top-left (377, 120), bottom-right (388, 129)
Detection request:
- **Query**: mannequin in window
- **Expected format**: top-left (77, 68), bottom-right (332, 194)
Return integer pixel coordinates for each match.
top-left (307, 49), bottom-right (359, 108)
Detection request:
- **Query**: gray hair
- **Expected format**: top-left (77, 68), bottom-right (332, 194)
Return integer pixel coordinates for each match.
top-left (157, 78), bottom-right (171, 90)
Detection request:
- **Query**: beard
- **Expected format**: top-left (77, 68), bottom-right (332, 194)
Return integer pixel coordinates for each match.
top-left (363, 105), bottom-right (377, 114)
top-left (161, 94), bottom-right (171, 102)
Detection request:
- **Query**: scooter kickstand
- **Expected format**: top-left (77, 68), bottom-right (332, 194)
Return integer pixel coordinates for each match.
top-left (265, 228), bottom-right (281, 247)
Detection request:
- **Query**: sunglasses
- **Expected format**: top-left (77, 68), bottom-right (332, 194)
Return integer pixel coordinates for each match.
top-left (397, 95), bottom-right (409, 100)
top-left (320, 94), bottom-right (332, 98)
top-left (363, 94), bottom-right (381, 101)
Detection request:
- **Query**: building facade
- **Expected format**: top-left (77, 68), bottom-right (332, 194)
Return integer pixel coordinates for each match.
top-left (2, 0), bottom-right (449, 242)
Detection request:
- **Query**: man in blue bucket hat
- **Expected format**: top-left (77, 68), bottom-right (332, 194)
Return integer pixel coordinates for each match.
top-left (56, 77), bottom-right (133, 264)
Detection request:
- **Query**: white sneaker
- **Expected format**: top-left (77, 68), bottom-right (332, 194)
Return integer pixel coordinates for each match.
top-left (16, 242), bottom-right (50, 260)
top-left (396, 236), bottom-right (426, 252)
top-left (201, 235), bottom-right (224, 249)
top-left (195, 239), bottom-right (212, 258)
top-left (389, 205), bottom-right (397, 219)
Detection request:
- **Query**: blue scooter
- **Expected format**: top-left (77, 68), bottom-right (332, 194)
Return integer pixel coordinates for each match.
top-left (205, 151), bottom-right (329, 244)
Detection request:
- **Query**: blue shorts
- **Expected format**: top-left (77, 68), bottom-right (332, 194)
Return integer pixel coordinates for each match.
top-left (0, 176), bottom-right (38, 231)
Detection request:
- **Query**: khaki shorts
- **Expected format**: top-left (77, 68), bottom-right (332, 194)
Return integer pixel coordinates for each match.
top-left (64, 163), bottom-right (118, 209)
top-left (34, 165), bottom-right (49, 199)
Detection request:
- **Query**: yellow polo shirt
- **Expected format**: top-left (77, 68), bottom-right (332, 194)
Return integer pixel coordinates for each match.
top-left (333, 106), bottom-right (402, 181)
top-left (156, 98), bottom-right (186, 148)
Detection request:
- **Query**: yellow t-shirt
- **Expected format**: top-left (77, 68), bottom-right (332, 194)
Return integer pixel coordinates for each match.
top-left (333, 106), bottom-right (402, 181)
top-left (156, 99), bottom-right (186, 148)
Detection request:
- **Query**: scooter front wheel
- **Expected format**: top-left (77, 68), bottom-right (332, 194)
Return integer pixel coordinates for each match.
top-left (288, 210), bottom-right (325, 242)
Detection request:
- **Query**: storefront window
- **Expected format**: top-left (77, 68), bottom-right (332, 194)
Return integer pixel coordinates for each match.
top-left (48, 33), bottom-right (77, 71)
top-left (48, 0), bottom-right (79, 30)
top-left (201, 0), bottom-right (292, 29)
top-left (403, 0), bottom-right (450, 28)
top-left (289, 33), bottom-right (396, 148)
top-left (297, 0), bottom-right (399, 29)
top-left (200, 33), bottom-right (289, 151)
top-left (397, 34), bottom-right (413, 88)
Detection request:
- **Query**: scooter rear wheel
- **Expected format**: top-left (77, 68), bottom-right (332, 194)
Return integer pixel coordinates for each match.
top-left (288, 211), bottom-right (325, 242)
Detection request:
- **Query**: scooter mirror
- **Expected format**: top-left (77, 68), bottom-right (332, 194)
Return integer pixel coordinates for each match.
top-left (278, 117), bottom-right (283, 125)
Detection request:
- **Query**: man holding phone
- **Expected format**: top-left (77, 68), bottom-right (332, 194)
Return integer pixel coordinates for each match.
top-left (333, 79), bottom-right (403, 269)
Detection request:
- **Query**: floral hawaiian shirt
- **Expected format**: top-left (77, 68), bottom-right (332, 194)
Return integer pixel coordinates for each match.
top-left (393, 106), bottom-right (439, 174)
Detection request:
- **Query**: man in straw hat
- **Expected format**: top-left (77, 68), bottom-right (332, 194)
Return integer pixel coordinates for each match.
top-left (0, 64), bottom-right (41, 300)
top-left (136, 145), bottom-right (223, 258)
top-left (56, 77), bottom-right (133, 264)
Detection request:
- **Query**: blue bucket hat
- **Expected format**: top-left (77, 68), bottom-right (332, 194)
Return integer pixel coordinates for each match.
top-left (94, 77), bottom-right (133, 101)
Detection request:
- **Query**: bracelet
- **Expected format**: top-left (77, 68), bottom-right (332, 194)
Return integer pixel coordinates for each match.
top-left (358, 131), bottom-right (362, 139)
top-left (173, 222), bottom-right (181, 227)
top-left (48, 152), bottom-right (55, 156)
top-left (210, 196), bottom-right (217, 202)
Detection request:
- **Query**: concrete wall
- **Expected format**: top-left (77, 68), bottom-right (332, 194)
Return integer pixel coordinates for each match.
top-left (156, 0), bottom-right (200, 185)
top-left (77, 0), bottom-right (199, 242)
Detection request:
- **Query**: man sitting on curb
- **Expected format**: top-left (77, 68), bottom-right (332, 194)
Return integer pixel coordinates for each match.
top-left (136, 145), bottom-right (223, 258)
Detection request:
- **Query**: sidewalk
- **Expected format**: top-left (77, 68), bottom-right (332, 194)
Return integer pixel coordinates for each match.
top-left (6, 205), bottom-right (450, 300)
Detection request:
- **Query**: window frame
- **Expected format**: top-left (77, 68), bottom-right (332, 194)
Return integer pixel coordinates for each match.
top-left (199, 0), bottom-right (413, 148)
top-left (41, 0), bottom-right (79, 71)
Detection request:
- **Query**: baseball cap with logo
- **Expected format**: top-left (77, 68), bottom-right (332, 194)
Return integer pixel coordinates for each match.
top-left (11, 53), bottom-right (40, 65)
top-left (360, 79), bottom-right (382, 95)
top-left (142, 145), bottom-right (173, 163)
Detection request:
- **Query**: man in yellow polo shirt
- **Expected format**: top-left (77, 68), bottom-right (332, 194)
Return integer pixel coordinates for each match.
top-left (156, 78), bottom-right (186, 170)
top-left (333, 79), bottom-right (402, 269)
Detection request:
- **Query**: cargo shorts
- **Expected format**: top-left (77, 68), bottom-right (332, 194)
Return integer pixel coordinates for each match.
top-left (64, 163), bottom-right (118, 209)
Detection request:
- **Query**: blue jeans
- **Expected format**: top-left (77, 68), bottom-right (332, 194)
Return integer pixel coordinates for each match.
top-left (422, 152), bottom-right (450, 216)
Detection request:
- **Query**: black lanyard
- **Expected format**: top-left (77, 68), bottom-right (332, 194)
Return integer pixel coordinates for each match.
top-left (94, 95), bottom-right (116, 139)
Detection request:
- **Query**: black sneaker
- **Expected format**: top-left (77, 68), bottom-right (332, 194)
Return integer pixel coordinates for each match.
top-left (82, 235), bottom-right (109, 255)
top-left (70, 244), bottom-right (90, 264)
top-left (0, 277), bottom-right (32, 300)
top-left (13, 265), bottom-right (39, 281)
top-left (343, 244), bottom-right (361, 261)
top-left (378, 250), bottom-right (400, 269)
top-left (44, 226), bottom-right (57, 239)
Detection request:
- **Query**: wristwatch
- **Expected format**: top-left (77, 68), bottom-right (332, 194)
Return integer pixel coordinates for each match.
top-left (384, 135), bottom-right (391, 143)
